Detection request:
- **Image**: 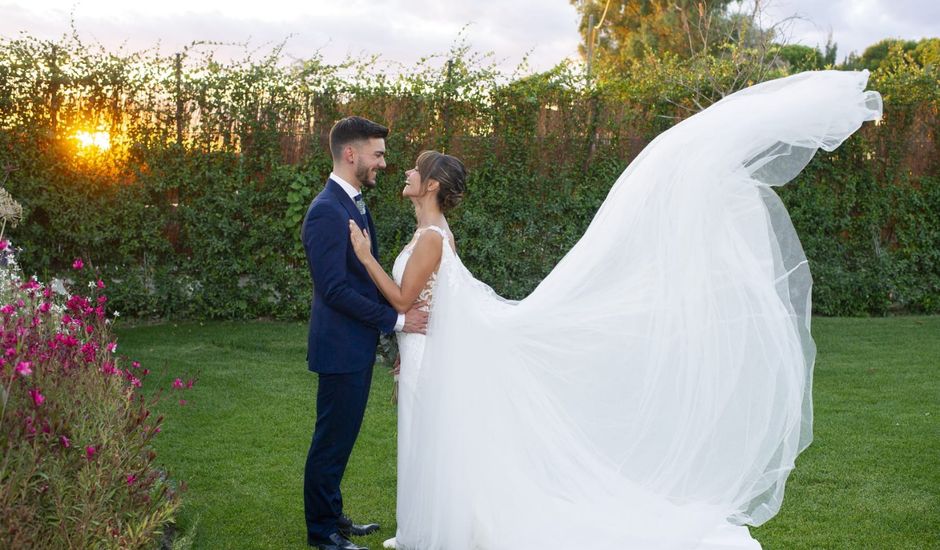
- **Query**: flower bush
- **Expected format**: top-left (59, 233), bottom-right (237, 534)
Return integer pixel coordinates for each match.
top-left (0, 238), bottom-right (193, 548)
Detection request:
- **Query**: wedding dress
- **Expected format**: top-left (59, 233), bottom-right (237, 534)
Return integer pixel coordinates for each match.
top-left (390, 70), bottom-right (882, 550)
top-left (389, 224), bottom-right (448, 549)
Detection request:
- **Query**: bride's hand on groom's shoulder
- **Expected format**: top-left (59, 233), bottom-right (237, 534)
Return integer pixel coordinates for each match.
top-left (348, 220), bottom-right (371, 260)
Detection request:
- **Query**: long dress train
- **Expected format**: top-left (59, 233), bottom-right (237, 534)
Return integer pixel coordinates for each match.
top-left (394, 70), bottom-right (882, 549)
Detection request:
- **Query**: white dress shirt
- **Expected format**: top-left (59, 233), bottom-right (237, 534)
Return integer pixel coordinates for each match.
top-left (330, 172), bottom-right (405, 332)
top-left (330, 172), bottom-right (361, 201)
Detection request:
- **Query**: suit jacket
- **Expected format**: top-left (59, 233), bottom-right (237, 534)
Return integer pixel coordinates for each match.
top-left (302, 179), bottom-right (398, 374)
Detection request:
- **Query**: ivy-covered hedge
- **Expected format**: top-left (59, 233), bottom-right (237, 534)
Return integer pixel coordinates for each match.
top-left (0, 35), bottom-right (937, 318)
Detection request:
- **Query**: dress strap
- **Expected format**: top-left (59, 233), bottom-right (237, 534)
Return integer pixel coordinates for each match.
top-left (416, 225), bottom-right (448, 238)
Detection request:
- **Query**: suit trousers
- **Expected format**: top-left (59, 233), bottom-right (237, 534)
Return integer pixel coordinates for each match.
top-left (304, 366), bottom-right (374, 540)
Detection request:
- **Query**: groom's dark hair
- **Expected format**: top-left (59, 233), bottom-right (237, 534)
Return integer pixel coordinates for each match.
top-left (329, 116), bottom-right (389, 160)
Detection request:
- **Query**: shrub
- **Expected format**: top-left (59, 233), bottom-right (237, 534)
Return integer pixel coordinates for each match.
top-left (0, 236), bottom-right (192, 548)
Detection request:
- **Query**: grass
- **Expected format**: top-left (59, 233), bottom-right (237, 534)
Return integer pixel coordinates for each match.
top-left (115, 317), bottom-right (940, 550)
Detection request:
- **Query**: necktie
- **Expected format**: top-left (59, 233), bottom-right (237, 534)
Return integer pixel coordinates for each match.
top-left (353, 194), bottom-right (366, 216)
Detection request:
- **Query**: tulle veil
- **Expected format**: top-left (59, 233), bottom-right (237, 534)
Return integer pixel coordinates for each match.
top-left (396, 70), bottom-right (882, 549)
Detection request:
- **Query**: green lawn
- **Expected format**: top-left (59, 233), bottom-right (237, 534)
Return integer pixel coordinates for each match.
top-left (116, 317), bottom-right (940, 550)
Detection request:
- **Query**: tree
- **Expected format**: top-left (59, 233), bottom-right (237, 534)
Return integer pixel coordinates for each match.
top-left (776, 44), bottom-right (821, 71)
top-left (572, 1), bottom-right (788, 111)
top-left (845, 38), bottom-right (917, 71)
top-left (823, 34), bottom-right (838, 66)
top-left (776, 35), bottom-right (837, 72)
top-left (842, 38), bottom-right (940, 71)
top-left (912, 38), bottom-right (940, 68)
top-left (571, 0), bottom-right (738, 70)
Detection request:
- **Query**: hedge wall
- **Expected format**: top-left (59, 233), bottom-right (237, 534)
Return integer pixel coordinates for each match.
top-left (1, 36), bottom-right (937, 318)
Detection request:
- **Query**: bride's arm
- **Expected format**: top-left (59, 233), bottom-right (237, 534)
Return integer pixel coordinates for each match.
top-left (349, 221), bottom-right (443, 314)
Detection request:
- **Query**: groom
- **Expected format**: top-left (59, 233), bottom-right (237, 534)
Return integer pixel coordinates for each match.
top-left (302, 116), bottom-right (427, 550)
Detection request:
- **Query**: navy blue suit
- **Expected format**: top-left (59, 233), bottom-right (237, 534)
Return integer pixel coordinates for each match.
top-left (302, 179), bottom-right (397, 541)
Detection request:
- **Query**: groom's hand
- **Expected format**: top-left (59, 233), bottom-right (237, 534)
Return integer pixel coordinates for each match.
top-left (402, 302), bottom-right (428, 334)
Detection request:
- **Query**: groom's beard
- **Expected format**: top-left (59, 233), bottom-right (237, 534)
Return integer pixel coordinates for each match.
top-left (356, 162), bottom-right (377, 190)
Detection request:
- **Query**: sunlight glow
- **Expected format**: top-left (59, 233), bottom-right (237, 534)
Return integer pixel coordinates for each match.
top-left (73, 130), bottom-right (111, 152)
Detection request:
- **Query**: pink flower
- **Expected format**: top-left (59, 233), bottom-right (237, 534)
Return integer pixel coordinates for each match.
top-left (84, 325), bottom-right (94, 335)
top-left (132, 361), bottom-right (140, 369)
top-left (96, 279), bottom-right (106, 289)
top-left (56, 333), bottom-right (78, 347)
top-left (179, 399), bottom-right (187, 406)
top-left (85, 445), bottom-right (96, 459)
top-left (4, 347), bottom-right (14, 357)
top-left (39, 302), bottom-right (51, 313)
top-left (65, 295), bottom-right (90, 313)
top-left (172, 378), bottom-right (183, 389)
top-left (0, 240), bottom-right (7, 250)
top-left (106, 342), bottom-right (117, 353)
top-left (60, 435), bottom-right (71, 448)
top-left (186, 379), bottom-right (195, 389)
top-left (81, 342), bottom-right (98, 362)
top-left (130, 377), bottom-right (142, 388)
top-left (15, 361), bottom-right (32, 377)
top-left (72, 258), bottom-right (84, 270)
top-left (142, 369), bottom-right (150, 376)
top-left (126, 474), bottom-right (137, 485)
top-left (0, 305), bottom-right (14, 315)
top-left (28, 388), bottom-right (45, 407)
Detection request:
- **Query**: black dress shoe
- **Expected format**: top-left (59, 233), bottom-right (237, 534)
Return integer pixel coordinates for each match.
top-left (338, 514), bottom-right (380, 537)
top-left (308, 532), bottom-right (369, 550)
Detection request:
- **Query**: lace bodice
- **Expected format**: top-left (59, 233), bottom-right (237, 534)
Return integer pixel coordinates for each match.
top-left (391, 225), bottom-right (449, 311)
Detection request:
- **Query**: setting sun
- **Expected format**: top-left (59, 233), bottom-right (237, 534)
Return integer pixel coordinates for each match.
top-left (73, 130), bottom-right (111, 151)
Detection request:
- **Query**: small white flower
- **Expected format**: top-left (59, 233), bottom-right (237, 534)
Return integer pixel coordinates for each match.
top-left (113, 311), bottom-right (120, 317)
top-left (50, 278), bottom-right (68, 295)
top-left (88, 281), bottom-right (97, 289)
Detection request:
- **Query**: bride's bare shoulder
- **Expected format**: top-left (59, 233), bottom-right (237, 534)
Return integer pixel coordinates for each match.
top-left (413, 228), bottom-right (444, 251)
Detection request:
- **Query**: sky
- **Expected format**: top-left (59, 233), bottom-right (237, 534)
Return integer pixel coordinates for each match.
top-left (1, 0), bottom-right (938, 73)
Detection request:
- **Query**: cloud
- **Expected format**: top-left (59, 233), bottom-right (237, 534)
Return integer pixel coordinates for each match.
top-left (761, 0), bottom-right (939, 59)
top-left (0, 0), bottom-right (583, 74)
top-left (2, 0), bottom-right (936, 73)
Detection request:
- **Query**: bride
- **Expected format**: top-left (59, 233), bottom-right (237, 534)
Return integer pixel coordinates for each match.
top-left (349, 149), bottom-right (465, 549)
top-left (349, 70), bottom-right (882, 549)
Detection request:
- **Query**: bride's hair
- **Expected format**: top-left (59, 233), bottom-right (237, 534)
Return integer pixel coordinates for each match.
top-left (415, 150), bottom-right (467, 212)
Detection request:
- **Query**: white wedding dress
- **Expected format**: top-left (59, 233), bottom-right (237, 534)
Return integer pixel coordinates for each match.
top-left (389, 224), bottom-right (448, 549)
top-left (389, 71), bottom-right (882, 550)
